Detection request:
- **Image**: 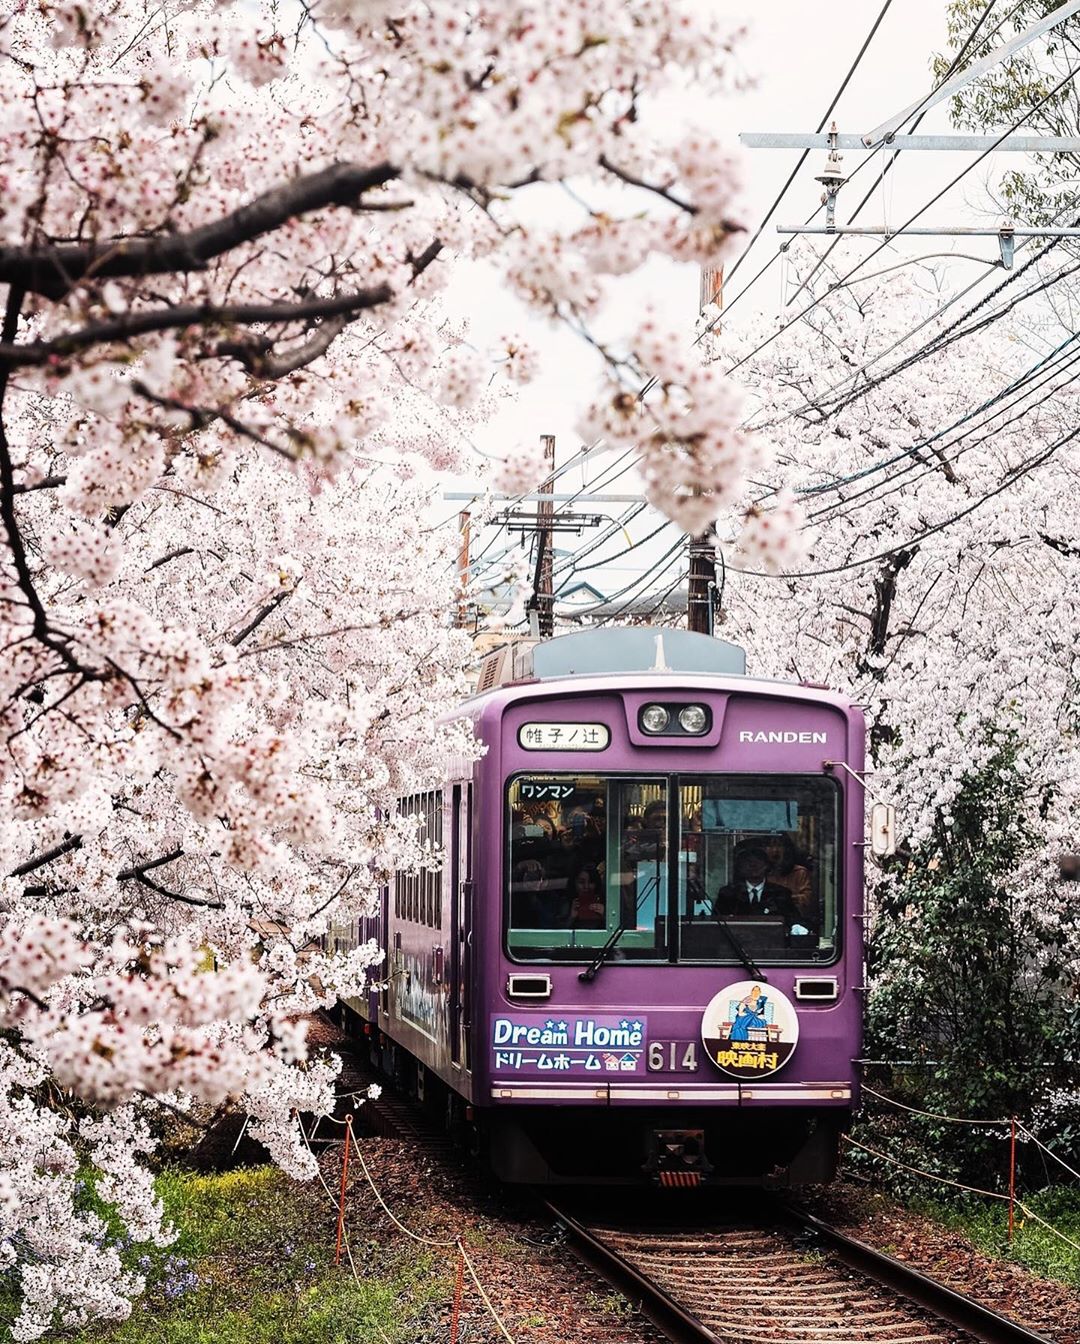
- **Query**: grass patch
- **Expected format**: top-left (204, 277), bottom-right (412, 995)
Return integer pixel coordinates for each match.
top-left (912, 1186), bottom-right (1080, 1290)
top-left (57, 1166), bottom-right (450, 1344)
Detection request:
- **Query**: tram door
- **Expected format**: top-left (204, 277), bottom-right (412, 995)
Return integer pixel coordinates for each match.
top-left (449, 783), bottom-right (473, 1071)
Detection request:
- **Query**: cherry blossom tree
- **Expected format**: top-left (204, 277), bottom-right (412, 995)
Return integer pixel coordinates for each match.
top-left (710, 259), bottom-right (1080, 1140)
top-left (0, 1), bottom-right (760, 1335)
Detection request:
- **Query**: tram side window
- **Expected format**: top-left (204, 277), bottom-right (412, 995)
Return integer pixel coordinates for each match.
top-left (677, 776), bottom-right (839, 964)
top-left (394, 789), bottom-right (444, 927)
top-left (506, 774), bottom-right (669, 963)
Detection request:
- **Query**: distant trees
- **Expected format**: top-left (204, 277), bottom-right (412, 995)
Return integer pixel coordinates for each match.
top-left (938, 1), bottom-right (1080, 224)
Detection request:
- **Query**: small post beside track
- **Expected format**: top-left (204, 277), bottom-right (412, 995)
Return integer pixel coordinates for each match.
top-left (1008, 1116), bottom-right (1017, 1244)
top-left (449, 1244), bottom-right (466, 1344)
top-left (334, 1114), bottom-right (354, 1267)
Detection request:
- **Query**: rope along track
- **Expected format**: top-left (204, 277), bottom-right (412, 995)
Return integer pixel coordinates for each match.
top-left (544, 1200), bottom-right (1058, 1344)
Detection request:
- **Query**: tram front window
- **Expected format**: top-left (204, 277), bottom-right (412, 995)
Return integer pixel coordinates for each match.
top-left (506, 773), bottom-right (840, 965)
top-left (507, 774), bottom-right (669, 962)
top-left (677, 775), bottom-right (840, 964)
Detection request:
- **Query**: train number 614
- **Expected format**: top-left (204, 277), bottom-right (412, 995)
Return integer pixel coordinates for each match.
top-left (647, 1041), bottom-right (699, 1072)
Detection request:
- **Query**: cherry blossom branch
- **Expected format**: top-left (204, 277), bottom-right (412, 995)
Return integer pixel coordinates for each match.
top-left (145, 546), bottom-right (195, 570)
top-left (0, 290), bottom-right (393, 368)
top-left (0, 285), bottom-right (93, 677)
top-left (131, 382), bottom-right (299, 461)
top-left (10, 473), bottom-right (67, 493)
top-left (114, 848), bottom-right (186, 881)
top-left (0, 160), bottom-right (400, 299)
top-left (9, 834), bottom-right (84, 878)
top-left (598, 154), bottom-right (699, 214)
top-left (217, 315), bottom-right (349, 378)
top-left (228, 588), bottom-right (293, 647)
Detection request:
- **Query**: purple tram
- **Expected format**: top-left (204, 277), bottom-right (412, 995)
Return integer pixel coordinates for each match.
top-left (337, 628), bottom-right (866, 1187)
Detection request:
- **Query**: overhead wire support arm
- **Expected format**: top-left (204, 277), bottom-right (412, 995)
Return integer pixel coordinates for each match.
top-left (743, 132), bottom-right (1080, 153)
top-left (772, 224), bottom-right (1080, 271)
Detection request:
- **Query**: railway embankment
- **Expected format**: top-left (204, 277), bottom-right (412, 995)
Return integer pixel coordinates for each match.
top-left (51, 1021), bottom-right (1080, 1343)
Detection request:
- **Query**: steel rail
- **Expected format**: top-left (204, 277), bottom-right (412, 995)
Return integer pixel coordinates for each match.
top-left (545, 1195), bottom-right (1059, 1344)
top-left (540, 1199), bottom-right (720, 1344)
top-left (783, 1205), bottom-right (1057, 1344)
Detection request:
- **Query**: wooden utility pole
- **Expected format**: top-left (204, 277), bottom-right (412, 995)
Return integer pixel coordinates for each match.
top-left (455, 510), bottom-right (471, 629)
top-left (687, 530), bottom-right (716, 635)
top-left (527, 434), bottom-right (556, 638)
top-left (688, 265), bottom-right (722, 637)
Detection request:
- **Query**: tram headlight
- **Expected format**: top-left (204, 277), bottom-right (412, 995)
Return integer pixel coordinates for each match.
top-left (678, 705), bottom-right (708, 734)
top-left (641, 704), bottom-right (670, 734)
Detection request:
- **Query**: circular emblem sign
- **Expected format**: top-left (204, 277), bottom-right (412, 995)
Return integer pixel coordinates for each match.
top-left (702, 980), bottom-right (799, 1080)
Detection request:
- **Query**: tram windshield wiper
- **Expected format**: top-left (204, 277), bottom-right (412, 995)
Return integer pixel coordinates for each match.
top-left (579, 871), bottom-right (662, 983)
top-left (712, 913), bottom-right (766, 982)
top-left (578, 921), bottom-right (628, 983)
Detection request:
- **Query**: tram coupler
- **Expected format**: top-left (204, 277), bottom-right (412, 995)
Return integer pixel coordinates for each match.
top-left (646, 1129), bottom-right (712, 1188)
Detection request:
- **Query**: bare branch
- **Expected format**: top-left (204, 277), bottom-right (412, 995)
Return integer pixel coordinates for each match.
top-left (0, 160), bottom-right (400, 299)
top-left (145, 546), bottom-right (195, 571)
top-left (229, 589), bottom-right (293, 647)
top-left (115, 847), bottom-right (185, 881)
top-left (10, 473), bottom-right (67, 494)
top-left (9, 834), bottom-right (83, 878)
top-left (218, 315), bottom-right (349, 378)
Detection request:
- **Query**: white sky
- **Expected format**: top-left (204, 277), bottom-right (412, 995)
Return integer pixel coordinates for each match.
top-left (439, 0), bottom-right (1050, 604)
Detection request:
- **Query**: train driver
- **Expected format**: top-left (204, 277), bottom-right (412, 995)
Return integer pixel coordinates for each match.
top-left (713, 844), bottom-right (810, 935)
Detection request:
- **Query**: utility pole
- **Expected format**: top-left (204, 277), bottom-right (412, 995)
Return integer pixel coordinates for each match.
top-left (455, 510), bottom-right (471, 629)
top-left (687, 272), bottom-right (721, 637)
top-left (687, 530), bottom-right (716, 636)
top-left (526, 434), bottom-right (556, 638)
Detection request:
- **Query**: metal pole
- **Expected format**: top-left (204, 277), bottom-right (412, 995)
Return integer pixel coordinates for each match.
top-left (1008, 1117), bottom-right (1017, 1244)
top-left (537, 435), bottom-right (556, 639)
top-left (742, 132), bottom-right (1080, 152)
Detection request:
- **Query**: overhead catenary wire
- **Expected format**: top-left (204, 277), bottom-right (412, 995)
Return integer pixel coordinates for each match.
top-left (731, 424), bottom-right (1078, 580)
top-left (721, 0), bottom-right (898, 291)
top-left (466, 4), bottom-right (1080, 602)
top-left (725, 57), bottom-right (1080, 381)
top-left (802, 331), bottom-right (1080, 524)
top-left (808, 366), bottom-right (1080, 531)
top-left (785, 0), bottom-right (1014, 305)
top-left (466, 6), bottom-right (1013, 599)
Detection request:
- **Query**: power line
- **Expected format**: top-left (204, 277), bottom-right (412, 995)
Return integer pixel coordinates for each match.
top-left (723, 0), bottom-right (897, 290)
top-left (810, 356), bottom-right (1080, 529)
top-left (736, 425), bottom-right (1078, 581)
top-left (786, 0), bottom-right (1006, 304)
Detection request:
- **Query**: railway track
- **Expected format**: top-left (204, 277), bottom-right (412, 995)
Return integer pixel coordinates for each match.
top-left (544, 1198), bottom-right (1059, 1344)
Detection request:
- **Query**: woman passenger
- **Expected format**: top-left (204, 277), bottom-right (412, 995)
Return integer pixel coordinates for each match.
top-left (764, 833), bottom-right (813, 921)
top-left (568, 865), bottom-right (606, 928)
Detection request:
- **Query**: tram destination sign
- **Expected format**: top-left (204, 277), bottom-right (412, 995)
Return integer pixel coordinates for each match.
top-left (518, 722), bottom-right (610, 751)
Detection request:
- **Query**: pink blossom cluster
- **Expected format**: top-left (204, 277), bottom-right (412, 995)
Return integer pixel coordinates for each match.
top-left (580, 315), bottom-right (760, 535)
top-left (713, 259), bottom-right (1080, 918)
top-left (0, 0), bottom-right (761, 1330)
